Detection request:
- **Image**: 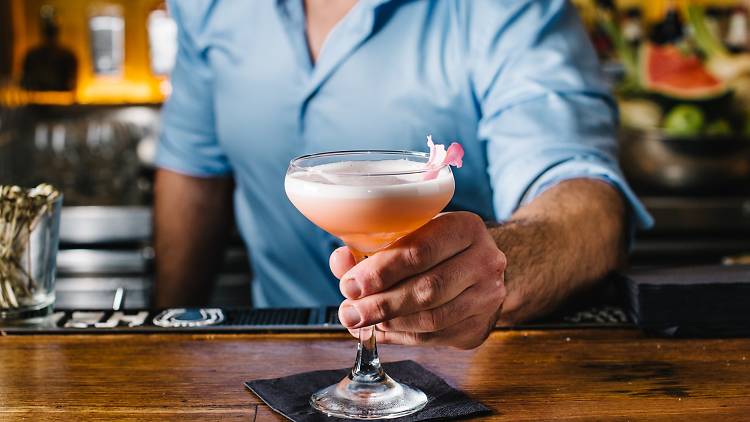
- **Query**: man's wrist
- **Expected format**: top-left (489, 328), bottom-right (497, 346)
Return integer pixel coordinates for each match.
top-left (479, 179), bottom-right (628, 324)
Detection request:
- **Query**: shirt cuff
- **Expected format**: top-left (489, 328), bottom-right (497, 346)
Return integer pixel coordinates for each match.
top-left (154, 134), bottom-right (234, 178)
top-left (519, 157), bottom-right (654, 231)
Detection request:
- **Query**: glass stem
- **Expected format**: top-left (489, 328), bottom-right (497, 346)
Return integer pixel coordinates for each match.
top-left (350, 324), bottom-right (386, 383)
top-left (347, 250), bottom-right (385, 383)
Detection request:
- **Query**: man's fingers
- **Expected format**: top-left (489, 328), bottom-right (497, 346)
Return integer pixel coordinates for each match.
top-left (339, 212), bottom-right (482, 299)
top-left (376, 280), bottom-right (504, 333)
top-left (339, 243), bottom-right (496, 328)
top-left (330, 246), bottom-right (356, 279)
top-left (375, 314), bottom-right (494, 350)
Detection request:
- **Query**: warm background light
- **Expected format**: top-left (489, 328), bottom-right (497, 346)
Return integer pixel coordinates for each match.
top-left (7, 0), bottom-right (169, 105)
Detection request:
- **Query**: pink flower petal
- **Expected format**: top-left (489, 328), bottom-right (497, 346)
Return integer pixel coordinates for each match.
top-left (425, 135), bottom-right (447, 167)
top-left (423, 136), bottom-right (464, 180)
top-left (444, 142), bottom-right (464, 168)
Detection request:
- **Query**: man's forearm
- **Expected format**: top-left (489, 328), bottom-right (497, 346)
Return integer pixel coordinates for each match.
top-left (153, 169), bottom-right (234, 308)
top-left (489, 179), bottom-right (627, 324)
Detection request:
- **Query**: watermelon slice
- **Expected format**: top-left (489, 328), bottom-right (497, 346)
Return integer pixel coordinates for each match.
top-left (640, 43), bottom-right (727, 100)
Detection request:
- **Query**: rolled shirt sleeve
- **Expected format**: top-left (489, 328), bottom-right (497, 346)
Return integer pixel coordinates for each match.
top-left (155, 0), bottom-right (232, 177)
top-left (470, 0), bottom-right (653, 229)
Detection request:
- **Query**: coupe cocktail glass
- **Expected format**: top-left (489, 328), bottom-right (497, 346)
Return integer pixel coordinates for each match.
top-left (285, 150), bottom-right (455, 419)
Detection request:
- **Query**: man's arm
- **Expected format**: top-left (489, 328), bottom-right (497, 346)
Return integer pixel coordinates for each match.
top-left (152, 169), bottom-right (234, 308)
top-left (329, 178), bottom-right (627, 349)
top-left (490, 178), bottom-right (627, 324)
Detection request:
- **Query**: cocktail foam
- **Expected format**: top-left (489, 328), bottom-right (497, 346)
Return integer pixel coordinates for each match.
top-left (285, 159), bottom-right (453, 199)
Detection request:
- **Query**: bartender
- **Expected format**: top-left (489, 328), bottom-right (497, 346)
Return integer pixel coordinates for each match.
top-left (154, 0), bottom-right (652, 349)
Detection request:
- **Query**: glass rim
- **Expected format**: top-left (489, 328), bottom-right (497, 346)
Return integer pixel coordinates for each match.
top-left (288, 150), bottom-right (447, 176)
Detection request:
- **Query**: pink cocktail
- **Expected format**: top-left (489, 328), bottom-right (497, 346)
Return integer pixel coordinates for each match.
top-left (284, 150), bottom-right (456, 419)
top-left (285, 158), bottom-right (454, 258)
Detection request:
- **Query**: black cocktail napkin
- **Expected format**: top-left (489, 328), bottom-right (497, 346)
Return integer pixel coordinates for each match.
top-left (245, 360), bottom-right (490, 421)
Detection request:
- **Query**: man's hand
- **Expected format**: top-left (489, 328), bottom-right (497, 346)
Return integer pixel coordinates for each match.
top-left (330, 212), bottom-right (507, 350)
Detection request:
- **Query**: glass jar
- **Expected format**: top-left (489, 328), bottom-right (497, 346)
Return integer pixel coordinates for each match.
top-left (0, 195), bottom-right (62, 321)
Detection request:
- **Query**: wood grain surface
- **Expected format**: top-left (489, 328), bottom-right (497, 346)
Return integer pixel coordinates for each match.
top-left (1, 329), bottom-right (749, 421)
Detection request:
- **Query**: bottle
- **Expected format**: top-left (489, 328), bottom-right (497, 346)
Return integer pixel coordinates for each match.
top-left (725, 7), bottom-right (749, 53)
top-left (591, 0), bottom-right (617, 59)
top-left (621, 7), bottom-right (644, 48)
top-left (20, 5), bottom-right (78, 91)
top-left (147, 3), bottom-right (177, 76)
top-left (651, 1), bottom-right (684, 45)
top-left (704, 7), bottom-right (725, 42)
top-left (88, 4), bottom-right (125, 76)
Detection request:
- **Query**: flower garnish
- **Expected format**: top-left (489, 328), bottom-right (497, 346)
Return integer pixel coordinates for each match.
top-left (424, 135), bottom-right (464, 180)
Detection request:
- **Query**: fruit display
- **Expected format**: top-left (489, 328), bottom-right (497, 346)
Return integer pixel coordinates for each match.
top-left (640, 43), bottom-right (727, 100)
top-left (662, 104), bottom-right (705, 136)
top-left (597, 3), bottom-right (750, 140)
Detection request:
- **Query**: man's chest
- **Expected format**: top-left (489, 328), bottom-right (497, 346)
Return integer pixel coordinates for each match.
top-left (201, 2), bottom-right (480, 175)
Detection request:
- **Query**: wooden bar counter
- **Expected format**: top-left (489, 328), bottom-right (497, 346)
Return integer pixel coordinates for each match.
top-left (1, 328), bottom-right (749, 421)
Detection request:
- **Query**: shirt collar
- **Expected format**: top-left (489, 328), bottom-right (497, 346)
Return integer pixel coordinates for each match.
top-left (277, 0), bottom-right (397, 12)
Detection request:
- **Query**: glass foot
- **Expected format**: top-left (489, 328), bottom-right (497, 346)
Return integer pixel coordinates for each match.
top-left (310, 372), bottom-right (428, 420)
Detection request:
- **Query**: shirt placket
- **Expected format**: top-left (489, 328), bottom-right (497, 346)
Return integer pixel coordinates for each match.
top-left (275, 1), bottom-right (388, 123)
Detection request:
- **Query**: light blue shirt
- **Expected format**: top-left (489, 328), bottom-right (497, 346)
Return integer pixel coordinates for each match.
top-left (157, 0), bottom-right (653, 308)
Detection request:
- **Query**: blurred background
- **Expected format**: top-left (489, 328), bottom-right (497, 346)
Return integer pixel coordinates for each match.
top-left (1, 0), bottom-right (749, 311)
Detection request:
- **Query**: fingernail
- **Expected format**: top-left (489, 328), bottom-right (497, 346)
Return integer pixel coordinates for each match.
top-left (339, 305), bottom-right (361, 327)
top-left (341, 277), bottom-right (361, 299)
top-left (331, 247), bottom-right (345, 263)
